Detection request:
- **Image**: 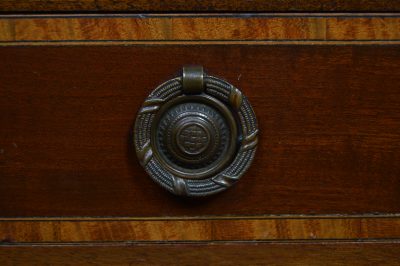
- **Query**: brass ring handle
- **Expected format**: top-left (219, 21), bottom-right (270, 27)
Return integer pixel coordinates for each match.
top-left (134, 66), bottom-right (258, 197)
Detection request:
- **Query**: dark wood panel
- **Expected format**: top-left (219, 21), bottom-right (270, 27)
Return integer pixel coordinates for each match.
top-left (1, 241), bottom-right (400, 265)
top-left (1, 0), bottom-right (400, 12)
top-left (1, 46), bottom-right (400, 217)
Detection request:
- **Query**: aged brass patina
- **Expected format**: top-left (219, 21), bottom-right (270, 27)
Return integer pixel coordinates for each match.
top-left (134, 66), bottom-right (258, 196)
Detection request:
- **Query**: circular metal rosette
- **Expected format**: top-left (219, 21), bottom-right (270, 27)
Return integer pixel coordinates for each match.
top-left (134, 66), bottom-right (258, 197)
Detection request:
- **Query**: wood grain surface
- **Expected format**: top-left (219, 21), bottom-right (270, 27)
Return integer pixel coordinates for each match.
top-left (1, 241), bottom-right (400, 265)
top-left (1, 0), bottom-right (400, 12)
top-left (0, 14), bottom-right (400, 45)
top-left (0, 11), bottom-right (399, 265)
top-left (1, 45), bottom-right (400, 217)
top-left (1, 217), bottom-right (400, 242)
top-left (0, 10), bottom-right (399, 266)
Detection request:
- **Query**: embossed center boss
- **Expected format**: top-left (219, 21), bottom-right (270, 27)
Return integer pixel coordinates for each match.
top-left (134, 66), bottom-right (258, 197)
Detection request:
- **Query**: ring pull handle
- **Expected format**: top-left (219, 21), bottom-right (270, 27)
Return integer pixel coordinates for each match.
top-left (134, 66), bottom-right (258, 197)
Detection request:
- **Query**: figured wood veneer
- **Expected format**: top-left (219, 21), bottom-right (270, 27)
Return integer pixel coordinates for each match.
top-left (1, 14), bottom-right (400, 45)
top-left (1, 217), bottom-right (400, 242)
top-left (1, 10), bottom-right (400, 264)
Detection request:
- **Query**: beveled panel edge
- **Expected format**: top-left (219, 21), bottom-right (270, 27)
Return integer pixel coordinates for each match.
top-left (2, 213), bottom-right (400, 221)
top-left (2, 216), bottom-right (400, 242)
top-left (1, 41), bottom-right (400, 46)
top-left (2, 240), bottom-right (400, 245)
top-left (0, 14), bottom-right (400, 45)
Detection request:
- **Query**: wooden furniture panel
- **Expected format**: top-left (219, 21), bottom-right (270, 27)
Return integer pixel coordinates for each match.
top-left (1, 0), bottom-right (400, 12)
top-left (1, 45), bottom-right (400, 217)
top-left (1, 241), bottom-right (400, 266)
top-left (1, 14), bottom-right (400, 45)
top-left (1, 217), bottom-right (400, 242)
top-left (1, 12), bottom-right (400, 264)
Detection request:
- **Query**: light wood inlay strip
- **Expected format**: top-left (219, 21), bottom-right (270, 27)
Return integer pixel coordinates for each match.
top-left (1, 217), bottom-right (400, 242)
top-left (0, 14), bottom-right (399, 44)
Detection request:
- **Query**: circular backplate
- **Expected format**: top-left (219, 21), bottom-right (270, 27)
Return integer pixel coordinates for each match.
top-left (134, 68), bottom-right (258, 197)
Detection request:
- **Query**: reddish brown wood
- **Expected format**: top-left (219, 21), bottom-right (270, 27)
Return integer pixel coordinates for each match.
top-left (1, 15), bottom-right (400, 44)
top-left (1, 241), bottom-right (400, 265)
top-left (1, 217), bottom-right (400, 242)
top-left (1, 0), bottom-right (400, 12)
top-left (1, 46), bottom-right (400, 217)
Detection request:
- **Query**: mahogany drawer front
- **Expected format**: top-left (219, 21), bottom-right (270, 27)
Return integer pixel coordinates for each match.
top-left (1, 44), bottom-right (400, 217)
top-left (1, 13), bottom-right (400, 218)
top-left (1, 10), bottom-right (400, 265)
